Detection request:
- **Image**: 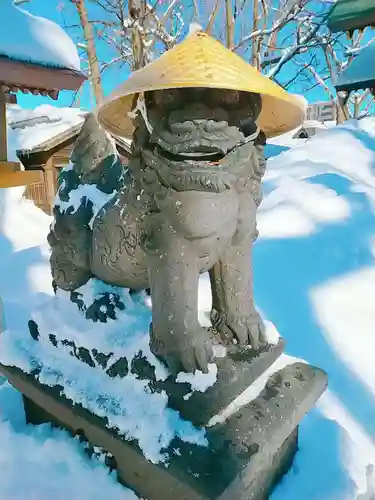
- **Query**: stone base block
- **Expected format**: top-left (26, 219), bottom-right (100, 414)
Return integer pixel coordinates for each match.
top-left (0, 362), bottom-right (327, 500)
top-left (133, 338), bottom-right (285, 427)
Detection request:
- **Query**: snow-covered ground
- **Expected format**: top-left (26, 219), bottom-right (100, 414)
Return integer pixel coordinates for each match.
top-left (1, 118), bottom-right (375, 499)
top-left (265, 119), bottom-right (336, 159)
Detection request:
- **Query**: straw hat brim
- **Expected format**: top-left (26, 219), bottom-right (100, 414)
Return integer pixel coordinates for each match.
top-left (96, 32), bottom-right (307, 140)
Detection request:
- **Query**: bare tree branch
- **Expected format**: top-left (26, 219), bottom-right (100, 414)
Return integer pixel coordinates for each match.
top-left (59, 0), bottom-right (375, 120)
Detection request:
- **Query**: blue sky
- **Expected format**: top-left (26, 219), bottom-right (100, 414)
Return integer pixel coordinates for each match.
top-left (14, 0), bottom-right (355, 110)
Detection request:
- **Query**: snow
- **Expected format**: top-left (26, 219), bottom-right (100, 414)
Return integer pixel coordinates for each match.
top-left (0, 0), bottom-right (81, 72)
top-left (258, 175), bottom-right (351, 238)
top-left (0, 382), bottom-right (138, 500)
top-left (256, 117), bottom-right (375, 499)
top-left (0, 110), bottom-right (53, 332)
top-left (8, 104), bottom-right (87, 153)
top-left (176, 363), bottom-right (218, 392)
top-left (55, 182), bottom-right (117, 228)
top-left (1, 117), bottom-right (375, 497)
top-left (265, 120), bottom-right (336, 159)
top-left (0, 279), bottom-right (211, 464)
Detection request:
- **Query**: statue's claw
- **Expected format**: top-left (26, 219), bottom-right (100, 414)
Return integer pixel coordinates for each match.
top-left (238, 311), bottom-right (267, 349)
top-left (151, 324), bottom-right (214, 375)
top-left (212, 309), bottom-right (267, 351)
top-left (179, 332), bottom-right (214, 374)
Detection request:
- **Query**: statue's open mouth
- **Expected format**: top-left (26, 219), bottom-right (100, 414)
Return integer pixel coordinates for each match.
top-left (155, 145), bottom-right (225, 163)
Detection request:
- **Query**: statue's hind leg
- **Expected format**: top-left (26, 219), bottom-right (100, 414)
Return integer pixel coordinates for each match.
top-left (209, 234), bottom-right (266, 350)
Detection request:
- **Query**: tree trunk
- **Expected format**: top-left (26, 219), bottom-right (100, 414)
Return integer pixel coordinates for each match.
top-left (336, 92), bottom-right (350, 124)
top-left (225, 0), bottom-right (234, 49)
top-left (72, 0), bottom-right (103, 106)
top-left (251, 0), bottom-right (259, 68)
top-left (0, 88), bottom-right (7, 162)
top-left (353, 93), bottom-right (360, 118)
top-left (206, 0), bottom-right (220, 35)
top-left (129, 0), bottom-right (147, 70)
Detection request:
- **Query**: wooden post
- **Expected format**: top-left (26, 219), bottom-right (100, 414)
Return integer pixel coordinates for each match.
top-left (0, 89), bottom-right (43, 187)
top-left (0, 88), bottom-right (7, 162)
top-left (44, 157), bottom-right (56, 215)
top-left (0, 90), bottom-right (6, 340)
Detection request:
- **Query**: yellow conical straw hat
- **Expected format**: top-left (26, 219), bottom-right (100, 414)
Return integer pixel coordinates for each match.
top-left (96, 31), bottom-right (306, 140)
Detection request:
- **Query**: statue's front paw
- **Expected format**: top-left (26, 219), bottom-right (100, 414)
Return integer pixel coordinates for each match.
top-left (150, 325), bottom-right (214, 375)
top-left (212, 309), bottom-right (267, 350)
top-left (178, 329), bottom-right (214, 374)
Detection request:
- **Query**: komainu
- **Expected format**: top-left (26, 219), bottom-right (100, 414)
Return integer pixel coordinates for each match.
top-left (48, 32), bottom-right (305, 374)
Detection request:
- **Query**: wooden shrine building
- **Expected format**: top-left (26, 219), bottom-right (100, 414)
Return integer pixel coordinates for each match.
top-left (327, 0), bottom-right (375, 96)
top-left (11, 110), bottom-right (131, 214)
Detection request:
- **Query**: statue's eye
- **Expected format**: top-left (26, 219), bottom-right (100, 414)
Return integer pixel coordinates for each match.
top-left (224, 90), bottom-right (240, 105)
top-left (144, 91), bottom-right (154, 107)
top-left (213, 89), bottom-right (240, 106)
top-left (162, 89), bottom-right (179, 104)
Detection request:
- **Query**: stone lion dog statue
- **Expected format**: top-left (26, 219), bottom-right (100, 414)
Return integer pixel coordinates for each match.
top-left (48, 32), bottom-right (306, 375)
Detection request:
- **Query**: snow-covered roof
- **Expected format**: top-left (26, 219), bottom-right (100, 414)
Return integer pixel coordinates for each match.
top-left (7, 104), bottom-right (87, 154)
top-left (335, 43), bottom-right (375, 92)
top-left (6, 104), bottom-right (133, 159)
top-left (0, 0), bottom-right (81, 72)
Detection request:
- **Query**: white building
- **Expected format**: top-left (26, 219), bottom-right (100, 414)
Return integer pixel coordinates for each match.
top-left (306, 101), bottom-right (336, 123)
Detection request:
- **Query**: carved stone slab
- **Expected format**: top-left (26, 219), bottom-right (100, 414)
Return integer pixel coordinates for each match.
top-left (0, 361), bottom-right (327, 500)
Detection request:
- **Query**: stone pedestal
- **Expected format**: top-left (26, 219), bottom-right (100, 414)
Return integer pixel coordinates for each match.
top-left (0, 356), bottom-right (327, 500)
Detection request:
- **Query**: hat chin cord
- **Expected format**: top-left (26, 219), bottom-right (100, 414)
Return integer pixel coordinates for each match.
top-left (226, 125), bottom-right (260, 156)
top-left (127, 93), bottom-right (154, 135)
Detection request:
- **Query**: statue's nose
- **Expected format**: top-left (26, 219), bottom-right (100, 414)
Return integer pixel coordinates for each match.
top-left (169, 101), bottom-right (227, 123)
top-left (169, 118), bottom-right (227, 135)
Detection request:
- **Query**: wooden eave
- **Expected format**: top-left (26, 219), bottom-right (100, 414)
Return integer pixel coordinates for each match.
top-left (0, 56), bottom-right (87, 100)
top-left (335, 78), bottom-right (375, 93)
top-left (0, 56), bottom-right (86, 187)
top-left (327, 0), bottom-right (375, 33)
top-left (17, 134), bottom-right (80, 169)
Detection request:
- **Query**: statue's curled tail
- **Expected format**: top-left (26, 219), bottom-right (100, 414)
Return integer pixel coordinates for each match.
top-left (48, 114), bottom-right (125, 291)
